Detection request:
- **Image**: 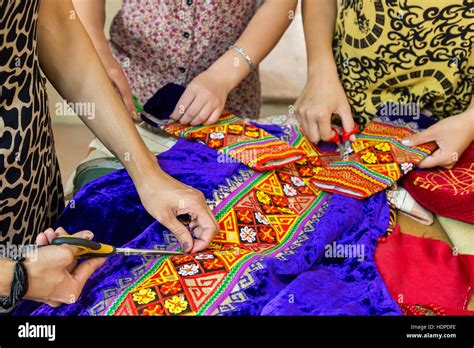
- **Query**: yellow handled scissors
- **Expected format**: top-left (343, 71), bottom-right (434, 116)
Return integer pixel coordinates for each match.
top-left (51, 235), bottom-right (185, 258)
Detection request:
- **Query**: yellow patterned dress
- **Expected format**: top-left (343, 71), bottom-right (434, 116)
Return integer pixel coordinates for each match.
top-left (334, 0), bottom-right (474, 128)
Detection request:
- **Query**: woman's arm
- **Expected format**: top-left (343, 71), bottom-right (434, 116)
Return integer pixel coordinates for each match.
top-left (302, 0), bottom-right (337, 76)
top-left (38, 0), bottom-right (146, 174)
top-left (38, 0), bottom-right (218, 253)
top-left (294, 0), bottom-right (355, 143)
top-left (72, 0), bottom-right (137, 117)
top-left (71, 0), bottom-right (106, 48)
top-left (171, 0), bottom-right (298, 125)
top-left (209, 0), bottom-right (299, 94)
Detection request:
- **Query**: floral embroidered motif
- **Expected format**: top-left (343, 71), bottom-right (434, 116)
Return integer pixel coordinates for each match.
top-left (210, 132), bottom-right (225, 140)
top-left (237, 210), bottom-right (254, 224)
top-left (142, 304), bottom-right (165, 316)
top-left (160, 281), bottom-right (182, 296)
top-left (256, 191), bottom-right (272, 205)
top-left (361, 151), bottom-right (377, 164)
top-left (171, 255), bottom-right (194, 265)
top-left (177, 264), bottom-right (200, 277)
top-left (132, 288), bottom-right (156, 305)
top-left (283, 184), bottom-right (298, 197)
top-left (195, 253), bottom-right (214, 260)
top-left (290, 176), bottom-right (306, 187)
top-left (254, 212), bottom-right (269, 225)
top-left (239, 226), bottom-right (257, 243)
top-left (202, 258), bottom-right (225, 270)
top-left (375, 142), bottom-right (391, 152)
top-left (164, 296), bottom-right (189, 315)
top-left (258, 226), bottom-right (276, 243)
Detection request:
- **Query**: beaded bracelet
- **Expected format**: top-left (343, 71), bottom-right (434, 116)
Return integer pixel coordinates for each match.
top-left (229, 45), bottom-right (256, 74)
top-left (0, 256), bottom-right (29, 312)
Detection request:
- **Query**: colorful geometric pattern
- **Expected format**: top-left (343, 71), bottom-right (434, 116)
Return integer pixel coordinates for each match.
top-left (94, 118), bottom-right (435, 316)
top-left (311, 117), bottom-right (437, 199)
top-left (161, 113), bottom-right (305, 171)
top-left (102, 126), bottom-right (331, 316)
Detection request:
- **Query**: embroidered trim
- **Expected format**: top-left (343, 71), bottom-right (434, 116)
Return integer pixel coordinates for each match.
top-left (311, 118), bottom-right (437, 199)
top-left (161, 114), bottom-right (305, 171)
top-left (102, 126), bottom-right (331, 316)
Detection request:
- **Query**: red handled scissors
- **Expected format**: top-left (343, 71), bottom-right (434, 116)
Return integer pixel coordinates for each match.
top-left (329, 124), bottom-right (359, 159)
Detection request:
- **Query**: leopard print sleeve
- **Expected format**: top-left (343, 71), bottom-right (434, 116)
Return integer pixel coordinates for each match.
top-left (0, 0), bottom-right (64, 245)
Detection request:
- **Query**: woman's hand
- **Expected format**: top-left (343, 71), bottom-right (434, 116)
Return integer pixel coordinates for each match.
top-left (136, 170), bottom-right (219, 254)
top-left (35, 227), bottom-right (94, 246)
top-left (170, 68), bottom-right (231, 126)
top-left (295, 68), bottom-right (355, 144)
top-left (24, 228), bottom-right (105, 307)
top-left (403, 109), bottom-right (474, 169)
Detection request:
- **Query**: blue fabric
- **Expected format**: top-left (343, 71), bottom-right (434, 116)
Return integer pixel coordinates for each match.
top-left (15, 126), bottom-right (401, 316)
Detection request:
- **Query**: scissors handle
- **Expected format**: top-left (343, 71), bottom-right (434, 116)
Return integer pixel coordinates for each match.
top-left (329, 128), bottom-right (341, 144)
top-left (341, 124), bottom-right (359, 143)
top-left (52, 236), bottom-right (116, 258)
top-left (329, 124), bottom-right (359, 144)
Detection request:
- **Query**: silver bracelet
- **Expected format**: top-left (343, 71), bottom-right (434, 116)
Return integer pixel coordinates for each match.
top-left (229, 45), bottom-right (256, 73)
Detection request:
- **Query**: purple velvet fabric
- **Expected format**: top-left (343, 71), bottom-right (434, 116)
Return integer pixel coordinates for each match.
top-left (254, 192), bottom-right (401, 315)
top-left (14, 138), bottom-right (244, 316)
top-left (14, 126), bottom-right (401, 316)
top-left (231, 193), bottom-right (400, 315)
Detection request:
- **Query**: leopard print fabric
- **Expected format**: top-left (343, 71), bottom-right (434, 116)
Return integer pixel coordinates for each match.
top-left (0, 0), bottom-right (64, 245)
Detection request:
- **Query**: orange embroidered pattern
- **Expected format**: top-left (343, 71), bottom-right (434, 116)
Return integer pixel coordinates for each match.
top-left (104, 127), bottom-right (330, 316)
top-left (310, 118), bottom-right (437, 199)
top-left (97, 119), bottom-right (434, 316)
top-left (161, 114), bottom-right (305, 171)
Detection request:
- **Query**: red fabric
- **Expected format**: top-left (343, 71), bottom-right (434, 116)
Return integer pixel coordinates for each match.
top-left (375, 225), bottom-right (474, 315)
top-left (401, 142), bottom-right (474, 223)
top-left (443, 308), bottom-right (474, 316)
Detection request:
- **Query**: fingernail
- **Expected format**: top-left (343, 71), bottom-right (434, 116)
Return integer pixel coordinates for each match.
top-left (402, 139), bottom-right (410, 146)
top-left (87, 232), bottom-right (94, 239)
top-left (183, 242), bottom-right (190, 252)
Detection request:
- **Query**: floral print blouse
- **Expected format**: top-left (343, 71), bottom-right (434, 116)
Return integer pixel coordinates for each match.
top-left (109, 0), bottom-right (261, 119)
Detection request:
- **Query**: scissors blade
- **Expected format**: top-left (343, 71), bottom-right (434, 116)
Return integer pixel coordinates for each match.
top-left (339, 141), bottom-right (353, 160)
top-left (337, 143), bottom-right (346, 159)
top-left (116, 247), bottom-right (185, 256)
